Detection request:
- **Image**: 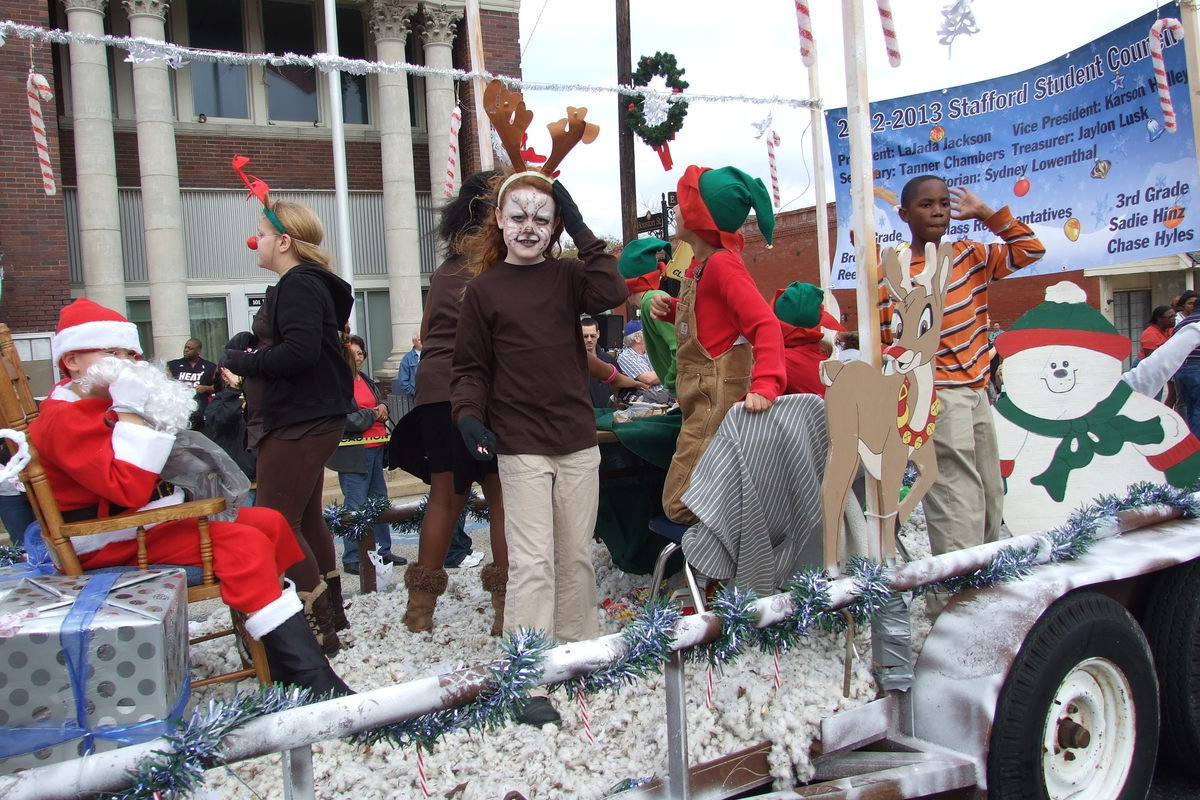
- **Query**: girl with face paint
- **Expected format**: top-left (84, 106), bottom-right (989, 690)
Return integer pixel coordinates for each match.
top-left (451, 172), bottom-right (627, 726)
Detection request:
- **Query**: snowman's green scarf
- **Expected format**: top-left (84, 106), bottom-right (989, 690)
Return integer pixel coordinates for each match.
top-left (994, 381), bottom-right (1163, 502)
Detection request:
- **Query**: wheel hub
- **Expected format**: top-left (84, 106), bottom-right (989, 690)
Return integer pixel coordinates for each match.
top-left (1042, 657), bottom-right (1135, 799)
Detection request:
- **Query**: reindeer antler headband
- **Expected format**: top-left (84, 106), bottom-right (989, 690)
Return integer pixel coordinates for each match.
top-left (232, 154), bottom-right (286, 234)
top-left (485, 80), bottom-right (599, 199)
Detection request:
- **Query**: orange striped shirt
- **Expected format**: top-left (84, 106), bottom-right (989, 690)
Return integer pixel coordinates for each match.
top-left (878, 207), bottom-right (1045, 388)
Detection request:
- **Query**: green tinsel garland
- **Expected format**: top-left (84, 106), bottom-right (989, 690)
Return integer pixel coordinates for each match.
top-left (100, 482), bottom-right (1199, 798)
top-left (324, 488), bottom-right (490, 541)
top-left (0, 544), bottom-right (26, 568)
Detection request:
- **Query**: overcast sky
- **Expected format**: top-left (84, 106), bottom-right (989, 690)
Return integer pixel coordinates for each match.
top-left (510, 1), bottom-right (1170, 240)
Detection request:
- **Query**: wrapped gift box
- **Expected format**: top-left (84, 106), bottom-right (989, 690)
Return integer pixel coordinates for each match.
top-left (0, 569), bottom-right (189, 775)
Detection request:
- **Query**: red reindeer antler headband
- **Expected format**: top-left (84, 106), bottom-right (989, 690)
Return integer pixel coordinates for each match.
top-left (232, 154), bottom-right (286, 234)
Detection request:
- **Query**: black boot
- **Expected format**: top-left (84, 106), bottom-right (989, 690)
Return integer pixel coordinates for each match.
top-left (260, 612), bottom-right (354, 699)
top-left (324, 571), bottom-right (352, 632)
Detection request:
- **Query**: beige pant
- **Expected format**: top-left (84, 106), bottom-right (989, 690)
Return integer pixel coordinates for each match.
top-left (923, 386), bottom-right (1004, 614)
top-left (498, 447), bottom-right (601, 642)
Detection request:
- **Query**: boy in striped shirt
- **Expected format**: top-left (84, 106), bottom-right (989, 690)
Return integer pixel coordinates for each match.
top-left (878, 176), bottom-right (1045, 571)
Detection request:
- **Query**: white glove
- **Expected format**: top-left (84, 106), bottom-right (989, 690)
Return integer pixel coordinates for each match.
top-left (108, 367), bottom-right (155, 416)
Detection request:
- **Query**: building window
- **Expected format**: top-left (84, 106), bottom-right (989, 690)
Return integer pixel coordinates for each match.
top-left (188, 0), bottom-right (250, 119)
top-left (188, 297), bottom-right (231, 362)
top-left (338, 7), bottom-right (369, 125)
top-left (126, 299), bottom-right (155, 361)
top-left (263, 0), bottom-right (319, 123)
top-left (354, 289), bottom-right (393, 375)
top-left (1112, 289), bottom-right (1148, 368)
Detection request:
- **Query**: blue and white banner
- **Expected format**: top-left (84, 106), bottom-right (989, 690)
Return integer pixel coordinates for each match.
top-left (826, 4), bottom-right (1196, 289)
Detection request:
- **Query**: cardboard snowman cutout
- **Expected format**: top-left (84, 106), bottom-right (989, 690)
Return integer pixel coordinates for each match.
top-left (993, 281), bottom-right (1200, 535)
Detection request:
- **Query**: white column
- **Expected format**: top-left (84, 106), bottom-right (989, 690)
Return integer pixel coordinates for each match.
top-left (62, 0), bottom-right (126, 310)
top-left (369, 0), bottom-right (423, 377)
top-left (420, 4), bottom-right (463, 202)
top-left (122, 0), bottom-right (191, 358)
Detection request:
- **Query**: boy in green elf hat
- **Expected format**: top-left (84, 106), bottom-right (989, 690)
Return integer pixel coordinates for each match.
top-left (648, 165), bottom-right (787, 524)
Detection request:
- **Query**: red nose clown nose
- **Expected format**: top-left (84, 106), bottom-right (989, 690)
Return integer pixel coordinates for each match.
top-left (246, 235), bottom-right (259, 250)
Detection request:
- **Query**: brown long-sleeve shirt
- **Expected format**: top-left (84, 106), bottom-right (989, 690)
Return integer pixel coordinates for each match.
top-left (415, 255), bottom-right (471, 407)
top-left (452, 229), bottom-right (628, 456)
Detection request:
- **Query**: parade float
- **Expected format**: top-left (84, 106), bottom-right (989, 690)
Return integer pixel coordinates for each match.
top-left (3, 2), bottom-right (1200, 799)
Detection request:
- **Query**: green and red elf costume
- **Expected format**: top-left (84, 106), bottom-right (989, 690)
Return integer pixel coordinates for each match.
top-left (653, 165), bottom-right (788, 524)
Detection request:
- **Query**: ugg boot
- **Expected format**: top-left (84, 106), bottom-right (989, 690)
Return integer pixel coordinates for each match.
top-left (298, 581), bottom-right (342, 656)
top-left (246, 587), bottom-right (352, 699)
top-left (324, 570), bottom-right (352, 632)
top-left (402, 563), bottom-right (448, 633)
top-left (480, 563), bottom-right (508, 637)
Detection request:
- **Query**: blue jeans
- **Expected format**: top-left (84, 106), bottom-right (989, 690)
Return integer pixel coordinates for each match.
top-left (339, 446), bottom-right (393, 567)
top-left (0, 492), bottom-right (36, 548)
top-left (1176, 363), bottom-right (1200, 439)
top-left (444, 516), bottom-right (474, 567)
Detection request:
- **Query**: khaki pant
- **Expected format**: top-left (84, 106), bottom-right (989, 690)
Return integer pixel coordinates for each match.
top-left (923, 386), bottom-right (1004, 614)
top-left (498, 447), bottom-right (601, 642)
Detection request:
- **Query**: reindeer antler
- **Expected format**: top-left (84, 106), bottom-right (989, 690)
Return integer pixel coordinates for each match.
top-left (880, 245), bottom-right (915, 299)
top-left (543, 106), bottom-right (599, 176)
top-left (484, 80), bottom-right (534, 173)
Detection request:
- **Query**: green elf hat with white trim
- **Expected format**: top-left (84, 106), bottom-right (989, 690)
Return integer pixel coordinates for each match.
top-left (618, 237), bottom-right (671, 279)
top-left (677, 165), bottom-right (775, 253)
top-left (995, 281), bottom-right (1130, 361)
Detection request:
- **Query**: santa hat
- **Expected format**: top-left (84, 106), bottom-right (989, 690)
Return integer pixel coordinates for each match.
top-left (676, 165), bottom-right (775, 253)
top-left (995, 282), bottom-right (1129, 360)
top-left (51, 298), bottom-right (142, 369)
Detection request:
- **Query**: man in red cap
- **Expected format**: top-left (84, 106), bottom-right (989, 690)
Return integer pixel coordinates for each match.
top-left (650, 165), bottom-right (792, 524)
top-left (30, 298), bottom-right (350, 697)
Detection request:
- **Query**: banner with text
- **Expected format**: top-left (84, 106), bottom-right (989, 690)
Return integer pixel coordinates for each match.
top-left (826, 4), bottom-right (1197, 289)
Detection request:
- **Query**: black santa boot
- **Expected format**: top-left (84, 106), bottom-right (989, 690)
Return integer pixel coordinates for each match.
top-left (246, 585), bottom-right (353, 699)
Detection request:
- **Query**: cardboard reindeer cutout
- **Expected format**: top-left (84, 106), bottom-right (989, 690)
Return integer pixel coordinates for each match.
top-left (819, 242), bottom-right (954, 571)
top-left (994, 281), bottom-right (1200, 534)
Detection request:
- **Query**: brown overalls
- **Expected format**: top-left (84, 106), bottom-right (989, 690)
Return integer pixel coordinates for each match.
top-left (662, 255), bottom-right (753, 524)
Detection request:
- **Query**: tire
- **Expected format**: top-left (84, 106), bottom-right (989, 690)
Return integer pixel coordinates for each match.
top-left (1143, 559), bottom-right (1200, 777)
top-left (987, 591), bottom-right (1159, 800)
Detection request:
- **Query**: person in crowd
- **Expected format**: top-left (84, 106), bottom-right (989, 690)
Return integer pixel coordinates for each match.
top-left (167, 338), bottom-right (220, 430)
top-left (987, 320), bottom-right (1003, 344)
top-left (836, 331), bottom-right (861, 363)
top-left (649, 165), bottom-right (787, 524)
top-left (877, 176), bottom-right (1044, 589)
top-left (1174, 290), bottom-right (1199, 326)
top-left (616, 322), bottom-right (672, 404)
top-left (0, 447), bottom-right (35, 547)
top-left (1174, 301), bottom-right (1200, 436)
top-left (32, 298), bottom-right (349, 697)
top-left (394, 334), bottom-right (422, 401)
top-left (453, 171), bottom-right (627, 726)
top-left (582, 316), bottom-right (619, 408)
top-left (1143, 305), bottom-right (1176, 361)
top-left (390, 170), bottom-right (508, 637)
top-left (223, 199), bottom-right (355, 656)
top-left (327, 335), bottom-right (406, 576)
top-left (202, 366), bottom-right (258, 499)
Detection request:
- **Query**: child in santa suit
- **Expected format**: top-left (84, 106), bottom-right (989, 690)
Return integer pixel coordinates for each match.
top-left (650, 166), bottom-right (788, 524)
top-left (30, 298), bottom-right (349, 697)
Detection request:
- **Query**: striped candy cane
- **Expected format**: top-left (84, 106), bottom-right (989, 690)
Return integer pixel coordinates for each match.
top-left (705, 665), bottom-right (714, 709)
top-left (27, 71), bottom-right (56, 196)
top-left (878, 0), bottom-right (901, 67)
top-left (443, 105), bottom-right (463, 199)
top-left (1149, 18), bottom-right (1185, 133)
top-left (773, 645), bottom-right (782, 689)
top-left (416, 747), bottom-right (431, 797)
top-left (766, 130), bottom-right (781, 209)
top-left (794, 2), bottom-right (814, 67)
top-left (577, 686), bottom-right (594, 745)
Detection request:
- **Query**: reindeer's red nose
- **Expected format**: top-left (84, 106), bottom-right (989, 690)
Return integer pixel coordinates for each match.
top-left (883, 345), bottom-right (906, 359)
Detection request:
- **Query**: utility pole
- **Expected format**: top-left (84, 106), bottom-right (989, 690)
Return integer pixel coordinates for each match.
top-left (616, 0), bottom-right (636, 242)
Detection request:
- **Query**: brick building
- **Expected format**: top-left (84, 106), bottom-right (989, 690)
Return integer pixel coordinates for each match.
top-left (1, 0), bottom-right (520, 394)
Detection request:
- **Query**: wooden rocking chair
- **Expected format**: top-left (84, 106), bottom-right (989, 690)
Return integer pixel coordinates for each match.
top-left (0, 323), bottom-right (270, 688)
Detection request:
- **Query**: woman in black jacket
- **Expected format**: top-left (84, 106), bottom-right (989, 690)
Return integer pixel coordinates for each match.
top-left (224, 199), bottom-right (355, 655)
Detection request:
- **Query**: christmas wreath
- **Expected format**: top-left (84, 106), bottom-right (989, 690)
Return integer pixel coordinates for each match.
top-left (623, 51), bottom-right (689, 170)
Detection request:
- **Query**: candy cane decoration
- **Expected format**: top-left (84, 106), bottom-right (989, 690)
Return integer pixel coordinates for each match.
top-left (877, 0), bottom-right (901, 67)
top-left (443, 104), bottom-right (462, 199)
top-left (772, 645), bottom-right (782, 689)
top-left (577, 686), bottom-right (594, 745)
top-left (705, 665), bottom-right (714, 710)
top-left (27, 71), bottom-right (56, 196)
top-left (766, 129), bottom-right (781, 209)
top-left (416, 747), bottom-right (431, 798)
top-left (1149, 18), bottom-right (1186, 133)
top-left (795, 2), bottom-right (814, 67)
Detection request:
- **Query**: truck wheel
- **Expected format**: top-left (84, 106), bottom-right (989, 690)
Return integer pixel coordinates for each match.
top-left (1143, 559), bottom-right (1200, 777)
top-left (988, 592), bottom-right (1158, 800)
